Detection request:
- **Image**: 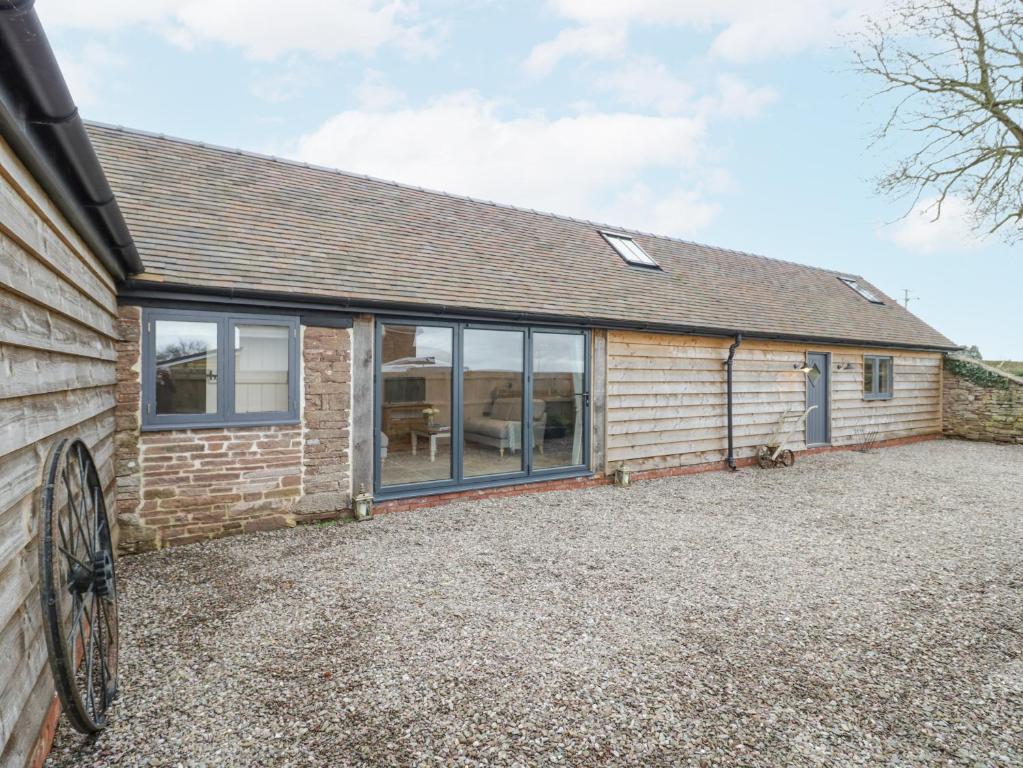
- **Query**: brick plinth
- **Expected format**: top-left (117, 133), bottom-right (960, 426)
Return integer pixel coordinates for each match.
top-left (374, 434), bottom-right (941, 516)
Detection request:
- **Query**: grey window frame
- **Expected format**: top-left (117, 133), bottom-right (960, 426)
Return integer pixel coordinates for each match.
top-left (374, 319), bottom-right (591, 500)
top-left (863, 355), bottom-right (894, 400)
top-left (141, 307), bottom-right (300, 431)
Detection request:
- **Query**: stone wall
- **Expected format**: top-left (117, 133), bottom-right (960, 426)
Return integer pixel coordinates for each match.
top-left (943, 356), bottom-right (1023, 444)
top-left (115, 307), bottom-right (352, 552)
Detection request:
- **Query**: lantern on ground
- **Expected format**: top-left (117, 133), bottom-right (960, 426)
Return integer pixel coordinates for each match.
top-left (614, 465), bottom-right (632, 487)
top-left (353, 484), bottom-right (374, 521)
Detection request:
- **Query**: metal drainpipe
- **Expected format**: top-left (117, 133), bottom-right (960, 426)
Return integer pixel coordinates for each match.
top-left (724, 334), bottom-right (743, 471)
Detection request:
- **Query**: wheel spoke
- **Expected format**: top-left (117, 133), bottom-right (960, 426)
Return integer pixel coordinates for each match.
top-left (63, 468), bottom-right (93, 560)
top-left (92, 486), bottom-right (102, 553)
top-left (67, 592), bottom-right (86, 652)
top-left (96, 600), bottom-right (111, 697)
top-left (84, 594), bottom-right (97, 716)
top-left (58, 545), bottom-right (92, 573)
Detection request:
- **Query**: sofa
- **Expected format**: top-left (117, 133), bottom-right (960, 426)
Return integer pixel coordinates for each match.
top-left (463, 397), bottom-right (546, 456)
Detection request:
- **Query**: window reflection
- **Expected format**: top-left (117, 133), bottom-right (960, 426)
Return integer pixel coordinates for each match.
top-left (463, 329), bottom-right (524, 477)
top-left (235, 324), bottom-right (289, 413)
top-left (533, 333), bottom-right (585, 469)
top-left (155, 320), bottom-right (218, 415)
top-left (380, 325), bottom-right (453, 486)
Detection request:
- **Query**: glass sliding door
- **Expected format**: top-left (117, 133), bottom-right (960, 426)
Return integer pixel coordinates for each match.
top-left (462, 328), bottom-right (525, 477)
top-left (379, 323), bottom-right (454, 487)
top-left (532, 332), bottom-right (586, 470)
top-left (375, 321), bottom-right (589, 497)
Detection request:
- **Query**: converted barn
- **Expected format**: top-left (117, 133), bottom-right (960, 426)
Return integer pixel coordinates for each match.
top-left (77, 123), bottom-right (957, 552)
top-left (0, 4), bottom-right (961, 761)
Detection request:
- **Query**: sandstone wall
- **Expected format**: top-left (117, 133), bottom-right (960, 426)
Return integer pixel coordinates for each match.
top-left (115, 306), bottom-right (352, 552)
top-left (942, 357), bottom-right (1023, 444)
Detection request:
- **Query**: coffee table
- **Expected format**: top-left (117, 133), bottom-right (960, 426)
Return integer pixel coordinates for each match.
top-left (410, 427), bottom-right (451, 462)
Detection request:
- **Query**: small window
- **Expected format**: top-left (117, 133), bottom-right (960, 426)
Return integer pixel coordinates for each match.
top-left (863, 355), bottom-right (893, 400)
top-left (143, 309), bottom-right (299, 429)
top-left (602, 232), bottom-right (659, 268)
top-left (839, 276), bottom-right (883, 304)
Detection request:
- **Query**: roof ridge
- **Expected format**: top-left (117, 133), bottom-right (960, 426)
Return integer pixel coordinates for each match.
top-left (84, 119), bottom-right (853, 281)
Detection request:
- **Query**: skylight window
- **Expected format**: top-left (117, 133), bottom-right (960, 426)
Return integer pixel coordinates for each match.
top-left (839, 276), bottom-right (884, 304)
top-left (602, 232), bottom-right (659, 268)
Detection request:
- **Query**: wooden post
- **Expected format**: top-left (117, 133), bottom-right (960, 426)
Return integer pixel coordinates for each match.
top-left (350, 314), bottom-right (375, 498)
top-left (590, 329), bottom-right (608, 476)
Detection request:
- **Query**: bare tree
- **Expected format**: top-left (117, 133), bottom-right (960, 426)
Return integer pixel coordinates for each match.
top-left (854, 0), bottom-right (1023, 241)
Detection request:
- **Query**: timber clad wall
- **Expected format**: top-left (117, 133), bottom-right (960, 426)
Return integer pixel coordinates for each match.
top-left (0, 137), bottom-right (119, 765)
top-left (115, 315), bottom-right (352, 552)
top-left (605, 330), bottom-right (942, 473)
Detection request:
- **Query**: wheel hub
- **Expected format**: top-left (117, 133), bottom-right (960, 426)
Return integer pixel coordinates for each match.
top-left (92, 550), bottom-right (114, 598)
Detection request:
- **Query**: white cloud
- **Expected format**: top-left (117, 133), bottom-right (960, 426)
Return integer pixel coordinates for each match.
top-left (524, 25), bottom-right (627, 76)
top-left (355, 70), bottom-right (406, 111)
top-left (596, 57), bottom-right (695, 115)
top-left (250, 59), bottom-right (318, 103)
top-left (290, 91), bottom-right (716, 236)
top-left (886, 196), bottom-right (982, 255)
top-left (598, 183), bottom-right (720, 235)
top-left (530, 0), bottom-right (884, 69)
top-left (700, 74), bottom-right (777, 118)
top-left (597, 61), bottom-right (775, 118)
top-left (51, 42), bottom-right (124, 108)
top-left (38, 0), bottom-right (439, 60)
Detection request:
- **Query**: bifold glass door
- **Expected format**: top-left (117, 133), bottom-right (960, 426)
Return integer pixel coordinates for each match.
top-left (376, 322), bottom-right (588, 494)
top-left (463, 328), bottom-right (525, 478)
top-left (532, 332), bottom-right (586, 470)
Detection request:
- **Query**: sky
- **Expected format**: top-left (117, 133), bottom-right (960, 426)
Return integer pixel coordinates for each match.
top-left (38, 0), bottom-right (1021, 359)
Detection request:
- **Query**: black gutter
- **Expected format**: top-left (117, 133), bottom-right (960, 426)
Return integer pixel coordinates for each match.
top-left (119, 280), bottom-right (962, 354)
top-left (723, 334), bottom-right (743, 471)
top-left (0, 0), bottom-right (141, 279)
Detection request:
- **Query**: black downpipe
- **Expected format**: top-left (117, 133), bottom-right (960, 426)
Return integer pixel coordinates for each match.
top-left (724, 334), bottom-right (743, 471)
top-left (0, 0), bottom-right (141, 277)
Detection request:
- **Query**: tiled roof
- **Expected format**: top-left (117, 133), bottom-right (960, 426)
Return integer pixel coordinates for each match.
top-left (87, 122), bottom-right (956, 350)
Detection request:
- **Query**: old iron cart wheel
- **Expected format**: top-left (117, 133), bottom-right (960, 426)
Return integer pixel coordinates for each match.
top-left (756, 447), bottom-right (775, 469)
top-left (778, 449), bottom-right (795, 467)
top-left (38, 438), bottom-right (119, 733)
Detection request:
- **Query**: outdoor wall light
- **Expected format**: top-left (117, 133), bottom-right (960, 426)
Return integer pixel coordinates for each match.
top-left (353, 484), bottom-right (374, 521)
top-left (793, 362), bottom-right (814, 374)
top-left (614, 465), bottom-right (632, 487)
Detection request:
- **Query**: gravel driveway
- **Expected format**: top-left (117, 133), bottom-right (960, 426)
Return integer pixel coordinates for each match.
top-left (49, 440), bottom-right (1023, 767)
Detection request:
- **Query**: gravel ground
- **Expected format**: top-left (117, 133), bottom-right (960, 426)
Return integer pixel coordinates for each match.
top-left (48, 440), bottom-right (1023, 767)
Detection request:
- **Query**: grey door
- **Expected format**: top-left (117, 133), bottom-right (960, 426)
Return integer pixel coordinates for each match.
top-left (805, 352), bottom-right (830, 446)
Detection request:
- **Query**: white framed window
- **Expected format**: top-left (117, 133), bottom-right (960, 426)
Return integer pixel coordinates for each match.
top-left (601, 232), bottom-right (659, 268)
top-left (839, 276), bottom-right (884, 304)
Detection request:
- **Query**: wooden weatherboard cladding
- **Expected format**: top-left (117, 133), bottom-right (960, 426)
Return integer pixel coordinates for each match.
top-left (604, 331), bottom-right (942, 473)
top-left (0, 135), bottom-right (120, 767)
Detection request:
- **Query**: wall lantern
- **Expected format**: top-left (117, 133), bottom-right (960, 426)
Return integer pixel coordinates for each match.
top-left (353, 484), bottom-right (374, 521)
top-left (614, 465), bottom-right (632, 487)
top-left (793, 362), bottom-right (814, 374)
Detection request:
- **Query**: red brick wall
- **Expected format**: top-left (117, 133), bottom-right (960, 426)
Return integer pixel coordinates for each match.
top-left (114, 307), bottom-right (352, 552)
